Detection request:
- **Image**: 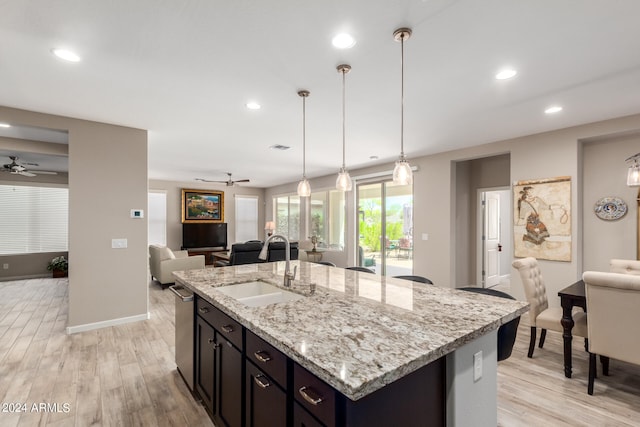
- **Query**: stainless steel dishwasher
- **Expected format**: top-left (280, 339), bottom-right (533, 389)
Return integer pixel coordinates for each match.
top-left (169, 283), bottom-right (194, 391)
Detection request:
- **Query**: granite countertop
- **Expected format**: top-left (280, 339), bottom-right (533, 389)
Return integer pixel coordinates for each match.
top-left (173, 261), bottom-right (529, 401)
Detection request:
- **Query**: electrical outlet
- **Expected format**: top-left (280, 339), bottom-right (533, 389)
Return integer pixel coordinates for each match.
top-left (2, 263), bottom-right (8, 270)
top-left (473, 351), bottom-right (483, 381)
top-left (111, 238), bottom-right (128, 249)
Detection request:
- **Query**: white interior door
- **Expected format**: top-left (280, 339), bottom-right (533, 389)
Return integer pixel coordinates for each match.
top-left (483, 191), bottom-right (501, 288)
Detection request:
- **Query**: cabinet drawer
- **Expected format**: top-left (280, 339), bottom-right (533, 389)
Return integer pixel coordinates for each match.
top-left (196, 297), bottom-right (243, 350)
top-left (293, 363), bottom-right (336, 427)
top-left (246, 330), bottom-right (288, 388)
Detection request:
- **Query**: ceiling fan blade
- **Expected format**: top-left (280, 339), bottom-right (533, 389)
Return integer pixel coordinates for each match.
top-left (235, 179), bottom-right (251, 183)
top-left (18, 171), bottom-right (37, 177)
top-left (31, 171), bottom-right (58, 175)
top-left (195, 178), bottom-right (227, 183)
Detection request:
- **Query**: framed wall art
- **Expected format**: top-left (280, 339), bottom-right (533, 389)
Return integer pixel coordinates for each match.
top-left (513, 176), bottom-right (571, 261)
top-left (182, 189), bottom-right (224, 223)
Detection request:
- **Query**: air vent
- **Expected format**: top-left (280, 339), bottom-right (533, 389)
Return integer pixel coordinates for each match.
top-left (269, 144), bottom-right (291, 151)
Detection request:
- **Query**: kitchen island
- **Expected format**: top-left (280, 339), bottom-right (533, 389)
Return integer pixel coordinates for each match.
top-left (174, 261), bottom-right (528, 427)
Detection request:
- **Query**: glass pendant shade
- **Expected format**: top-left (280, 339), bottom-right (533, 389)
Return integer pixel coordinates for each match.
top-left (393, 157), bottom-right (413, 185)
top-left (297, 178), bottom-right (311, 197)
top-left (628, 161), bottom-right (640, 186)
top-left (336, 168), bottom-right (353, 191)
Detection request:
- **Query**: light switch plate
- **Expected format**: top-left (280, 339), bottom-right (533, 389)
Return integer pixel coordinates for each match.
top-left (112, 238), bottom-right (128, 249)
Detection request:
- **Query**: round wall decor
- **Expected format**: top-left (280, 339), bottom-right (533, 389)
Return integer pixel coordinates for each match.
top-left (594, 196), bottom-right (627, 220)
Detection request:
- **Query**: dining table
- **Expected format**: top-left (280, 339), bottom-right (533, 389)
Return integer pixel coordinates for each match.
top-left (557, 279), bottom-right (586, 378)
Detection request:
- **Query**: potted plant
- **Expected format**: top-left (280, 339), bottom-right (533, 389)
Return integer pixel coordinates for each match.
top-left (47, 255), bottom-right (68, 278)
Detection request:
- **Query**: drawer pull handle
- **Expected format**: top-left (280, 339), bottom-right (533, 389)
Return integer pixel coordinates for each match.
top-left (221, 324), bottom-right (234, 333)
top-left (254, 351), bottom-right (272, 363)
top-left (198, 307), bottom-right (209, 314)
top-left (207, 338), bottom-right (219, 348)
top-left (299, 386), bottom-right (324, 406)
top-left (254, 374), bottom-right (271, 389)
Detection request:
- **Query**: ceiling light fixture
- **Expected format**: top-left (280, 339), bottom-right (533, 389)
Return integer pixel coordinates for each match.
top-left (626, 153), bottom-right (640, 187)
top-left (297, 90), bottom-right (311, 197)
top-left (392, 27), bottom-right (413, 186)
top-left (332, 33), bottom-right (356, 49)
top-left (495, 68), bottom-right (517, 80)
top-left (0, 123), bottom-right (10, 128)
top-left (336, 64), bottom-right (353, 192)
top-left (545, 105), bottom-right (563, 114)
top-left (51, 48), bottom-right (81, 62)
top-left (246, 102), bottom-right (261, 110)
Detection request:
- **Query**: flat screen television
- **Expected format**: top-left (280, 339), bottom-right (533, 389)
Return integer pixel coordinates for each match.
top-left (182, 223), bottom-right (228, 251)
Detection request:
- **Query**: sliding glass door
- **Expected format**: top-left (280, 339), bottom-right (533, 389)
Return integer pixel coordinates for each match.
top-left (357, 180), bottom-right (413, 276)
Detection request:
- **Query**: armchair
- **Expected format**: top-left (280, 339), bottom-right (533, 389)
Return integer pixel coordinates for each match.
top-left (583, 271), bottom-right (640, 395)
top-left (149, 245), bottom-right (205, 286)
top-left (609, 258), bottom-right (640, 275)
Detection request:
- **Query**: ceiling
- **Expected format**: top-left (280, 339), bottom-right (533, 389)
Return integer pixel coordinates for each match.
top-left (2, 0), bottom-right (640, 187)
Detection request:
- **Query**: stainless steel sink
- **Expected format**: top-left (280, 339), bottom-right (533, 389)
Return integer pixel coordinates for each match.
top-left (216, 281), bottom-right (304, 307)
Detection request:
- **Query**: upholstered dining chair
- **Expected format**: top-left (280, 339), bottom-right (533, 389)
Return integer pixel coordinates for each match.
top-left (582, 271), bottom-right (640, 395)
top-left (512, 257), bottom-right (588, 358)
top-left (345, 266), bottom-right (375, 274)
top-left (393, 275), bottom-right (434, 285)
top-left (609, 258), bottom-right (640, 275)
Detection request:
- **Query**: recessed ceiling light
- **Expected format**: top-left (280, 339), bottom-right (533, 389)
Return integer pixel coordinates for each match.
top-left (52, 48), bottom-right (81, 62)
top-left (246, 102), bottom-right (261, 110)
top-left (332, 33), bottom-right (356, 49)
top-left (495, 68), bottom-right (517, 80)
top-left (0, 123), bottom-right (10, 128)
top-left (545, 106), bottom-right (563, 114)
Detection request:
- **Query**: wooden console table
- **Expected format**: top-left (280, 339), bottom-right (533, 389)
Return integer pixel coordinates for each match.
top-left (187, 249), bottom-right (228, 266)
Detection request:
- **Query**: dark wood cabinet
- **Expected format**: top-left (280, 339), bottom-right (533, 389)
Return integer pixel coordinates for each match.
top-left (245, 361), bottom-right (287, 427)
top-left (195, 315), bottom-right (217, 415)
top-left (195, 297), bottom-right (243, 427)
top-left (293, 400), bottom-right (325, 427)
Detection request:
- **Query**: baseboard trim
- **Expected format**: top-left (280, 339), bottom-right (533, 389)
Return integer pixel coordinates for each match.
top-left (66, 312), bottom-right (150, 335)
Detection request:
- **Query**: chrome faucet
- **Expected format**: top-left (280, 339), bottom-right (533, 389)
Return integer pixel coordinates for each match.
top-left (259, 234), bottom-right (297, 287)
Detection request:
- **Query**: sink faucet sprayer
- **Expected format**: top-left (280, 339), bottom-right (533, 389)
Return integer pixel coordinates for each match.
top-left (259, 234), bottom-right (297, 287)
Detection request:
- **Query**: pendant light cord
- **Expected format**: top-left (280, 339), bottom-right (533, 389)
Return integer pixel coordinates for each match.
top-left (342, 68), bottom-right (346, 168)
top-left (302, 94), bottom-right (306, 178)
top-left (400, 33), bottom-right (405, 159)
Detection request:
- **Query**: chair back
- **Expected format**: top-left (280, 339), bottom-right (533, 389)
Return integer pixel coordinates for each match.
top-left (229, 242), bottom-right (264, 265)
top-left (609, 259), bottom-right (640, 275)
top-left (459, 287), bottom-right (520, 361)
top-left (512, 257), bottom-right (549, 326)
top-left (315, 261), bottom-right (336, 267)
top-left (267, 241), bottom-right (299, 262)
top-left (583, 271), bottom-right (640, 365)
top-left (345, 266), bottom-right (375, 274)
top-left (393, 275), bottom-right (433, 285)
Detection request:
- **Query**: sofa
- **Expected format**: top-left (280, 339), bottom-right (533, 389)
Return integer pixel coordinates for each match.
top-left (149, 244), bottom-right (205, 286)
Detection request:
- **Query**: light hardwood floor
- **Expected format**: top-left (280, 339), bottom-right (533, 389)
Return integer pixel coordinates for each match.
top-left (1, 278), bottom-right (638, 426)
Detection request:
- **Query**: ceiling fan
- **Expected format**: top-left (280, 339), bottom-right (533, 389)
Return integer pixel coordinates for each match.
top-left (2, 156), bottom-right (58, 177)
top-left (195, 172), bottom-right (250, 186)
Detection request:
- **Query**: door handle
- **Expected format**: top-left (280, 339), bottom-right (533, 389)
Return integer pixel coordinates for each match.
top-left (497, 244), bottom-right (502, 252)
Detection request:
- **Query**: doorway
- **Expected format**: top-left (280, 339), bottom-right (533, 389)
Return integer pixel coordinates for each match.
top-left (477, 188), bottom-right (511, 288)
top-left (357, 180), bottom-right (413, 276)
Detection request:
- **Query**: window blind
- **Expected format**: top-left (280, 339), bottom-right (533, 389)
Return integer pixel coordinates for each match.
top-left (235, 196), bottom-right (258, 243)
top-left (0, 185), bottom-right (69, 255)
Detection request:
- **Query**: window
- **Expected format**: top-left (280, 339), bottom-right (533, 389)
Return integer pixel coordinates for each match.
top-left (275, 195), bottom-right (300, 240)
top-left (235, 195), bottom-right (259, 242)
top-left (148, 191), bottom-right (167, 246)
top-left (0, 184), bottom-right (68, 255)
top-left (310, 190), bottom-right (346, 250)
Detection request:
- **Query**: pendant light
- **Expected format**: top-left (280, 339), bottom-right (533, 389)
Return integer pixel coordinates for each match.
top-left (297, 90), bottom-right (311, 197)
top-left (626, 153), bottom-right (640, 186)
top-left (336, 64), bottom-right (353, 192)
top-left (392, 27), bottom-right (413, 186)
